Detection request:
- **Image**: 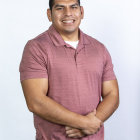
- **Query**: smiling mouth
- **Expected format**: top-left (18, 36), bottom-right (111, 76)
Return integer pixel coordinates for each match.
top-left (62, 20), bottom-right (75, 24)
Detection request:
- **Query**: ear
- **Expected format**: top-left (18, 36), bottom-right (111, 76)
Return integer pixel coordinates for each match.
top-left (80, 6), bottom-right (84, 19)
top-left (47, 9), bottom-right (52, 22)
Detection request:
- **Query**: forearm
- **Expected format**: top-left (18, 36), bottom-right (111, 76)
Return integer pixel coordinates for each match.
top-left (95, 93), bottom-right (119, 122)
top-left (31, 95), bottom-right (87, 129)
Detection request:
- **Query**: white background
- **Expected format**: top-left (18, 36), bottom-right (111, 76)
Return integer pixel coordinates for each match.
top-left (0, 0), bottom-right (140, 140)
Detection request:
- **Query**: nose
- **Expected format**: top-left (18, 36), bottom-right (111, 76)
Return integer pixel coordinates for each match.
top-left (64, 7), bottom-right (72, 16)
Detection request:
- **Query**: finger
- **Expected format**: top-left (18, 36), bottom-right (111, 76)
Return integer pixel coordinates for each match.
top-left (67, 133), bottom-right (78, 138)
top-left (68, 132), bottom-right (85, 138)
top-left (66, 129), bottom-right (80, 135)
top-left (65, 126), bottom-right (72, 131)
top-left (93, 109), bottom-right (96, 115)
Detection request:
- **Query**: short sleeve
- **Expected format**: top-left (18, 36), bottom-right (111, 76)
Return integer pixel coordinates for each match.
top-left (102, 46), bottom-right (116, 82)
top-left (19, 40), bottom-right (48, 82)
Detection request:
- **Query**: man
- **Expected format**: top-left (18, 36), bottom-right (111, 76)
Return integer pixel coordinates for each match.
top-left (19, 0), bottom-right (119, 139)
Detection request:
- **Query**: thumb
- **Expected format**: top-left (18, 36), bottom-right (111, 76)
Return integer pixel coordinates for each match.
top-left (93, 109), bottom-right (96, 115)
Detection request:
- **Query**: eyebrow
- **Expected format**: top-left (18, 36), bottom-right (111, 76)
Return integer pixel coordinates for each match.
top-left (71, 4), bottom-right (79, 7)
top-left (54, 3), bottom-right (79, 8)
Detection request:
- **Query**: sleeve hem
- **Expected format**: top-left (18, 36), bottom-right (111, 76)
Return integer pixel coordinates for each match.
top-left (20, 74), bottom-right (48, 82)
top-left (102, 77), bottom-right (117, 82)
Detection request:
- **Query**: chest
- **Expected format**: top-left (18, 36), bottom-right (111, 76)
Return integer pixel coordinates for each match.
top-left (47, 45), bottom-right (104, 78)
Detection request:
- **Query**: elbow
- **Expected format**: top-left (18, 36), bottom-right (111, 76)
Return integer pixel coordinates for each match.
top-left (27, 100), bottom-right (42, 114)
top-left (27, 104), bottom-right (35, 113)
top-left (115, 95), bottom-right (120, 110)
top-left (117, 98), bottom-right (120, 108)
top-left (115, 101), bottom-right (119, 110)
top-left (27, 102), bottom-right (39, 113)
top-left (26, 96), bottom-right (44, 113)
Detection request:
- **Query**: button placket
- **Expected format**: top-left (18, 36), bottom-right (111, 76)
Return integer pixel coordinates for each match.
top-left (74, 51), bottom-right (78, 67)
top-left (75, 47), bottom-right (85, 67)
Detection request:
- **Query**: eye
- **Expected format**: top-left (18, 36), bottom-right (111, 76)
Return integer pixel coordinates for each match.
top-left (72, 6), bottom-right (78, 9)
top-left (56, 7), bottom-right (63, 10)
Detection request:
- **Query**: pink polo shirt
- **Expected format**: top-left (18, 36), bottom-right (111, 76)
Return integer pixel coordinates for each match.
top-left (19, 25), bottom-right (116, 140)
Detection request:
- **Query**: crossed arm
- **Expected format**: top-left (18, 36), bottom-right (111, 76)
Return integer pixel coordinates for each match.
top-left (21, 78), bottom-right (119, 138)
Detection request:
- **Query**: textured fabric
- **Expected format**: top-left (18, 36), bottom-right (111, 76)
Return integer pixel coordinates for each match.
top-left (19, 24), bottom-right (116, 140)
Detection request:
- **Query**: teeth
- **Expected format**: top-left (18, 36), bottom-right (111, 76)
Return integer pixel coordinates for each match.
top-left (62, 20), bottom-right (74, 23)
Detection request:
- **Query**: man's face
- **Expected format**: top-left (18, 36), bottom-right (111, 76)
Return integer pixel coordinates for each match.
top-left (47, 0), bottom-right (84, 35)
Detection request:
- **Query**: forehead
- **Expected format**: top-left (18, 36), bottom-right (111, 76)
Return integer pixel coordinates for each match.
top-left (53, 0), bottom-right (78, 6)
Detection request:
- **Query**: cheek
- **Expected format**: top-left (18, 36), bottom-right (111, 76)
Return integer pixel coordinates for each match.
top-left (75, 12), bottom-right (82, 20)
top-left (52, 13), bottom-right (62, 21)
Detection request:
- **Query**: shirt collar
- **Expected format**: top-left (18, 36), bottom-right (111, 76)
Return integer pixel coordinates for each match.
top-left (48, 24), bottom-right (90, 47)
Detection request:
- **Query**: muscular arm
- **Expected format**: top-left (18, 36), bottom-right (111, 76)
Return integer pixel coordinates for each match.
top-left (21, 78), bottom-right (87, 129)
top-left (95, 79), bottom-right (119, 122)
top-left (64, 79), bottom-right (119, 138)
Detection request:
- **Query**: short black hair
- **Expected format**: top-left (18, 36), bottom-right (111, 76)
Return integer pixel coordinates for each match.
top-left (49, 0), bottom-right (80, 11)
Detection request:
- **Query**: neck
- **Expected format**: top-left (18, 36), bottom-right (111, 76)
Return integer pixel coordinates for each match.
top-left (59, 29), bottom-right (79, 41)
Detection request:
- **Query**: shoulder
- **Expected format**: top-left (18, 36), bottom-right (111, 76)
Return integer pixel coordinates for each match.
top-left (25, 29), bottom-right (51, 52)
top-left (84, 33), bottom-right (106, 52)
top-left (32, 29), bottom-right (50, 43)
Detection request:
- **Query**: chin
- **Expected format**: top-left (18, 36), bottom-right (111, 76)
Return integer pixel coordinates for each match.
top-left (63, 27), bottom-right (78, 32)
top-left (64, 29), bottom-right (77, 34)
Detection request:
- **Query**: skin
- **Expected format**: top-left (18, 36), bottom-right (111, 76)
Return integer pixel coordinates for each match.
top-left (47, 0), bottom-right (84, 41)
top-left (65, 80), bottom-right (119, 138)
top-left (21, 0), bottom-right (119, 139)
top-left (48, 0), bottom-right (104, 137)
top-left (65, 109), bottom-right (102, 138)
top-left (47, 0), bottom-right (119, 138)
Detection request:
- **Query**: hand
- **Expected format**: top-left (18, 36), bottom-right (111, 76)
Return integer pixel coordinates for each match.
top-left (81, 109), bottom-right (103, 135)
top-left (65, 126), bottom-right (87, 139)
top-left (65, 109), bottom-right (103, 138)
